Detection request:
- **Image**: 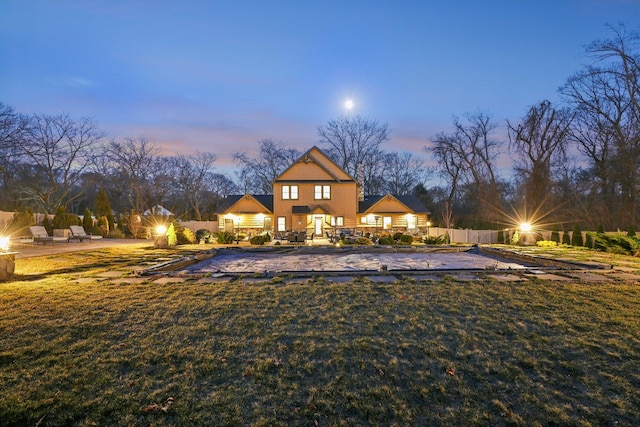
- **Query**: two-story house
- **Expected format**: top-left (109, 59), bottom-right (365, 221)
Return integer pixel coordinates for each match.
top-left (217, 146), bottom-right (430, 239)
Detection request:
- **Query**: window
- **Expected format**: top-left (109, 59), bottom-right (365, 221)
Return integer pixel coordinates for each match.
top-left (383, 216), bottom-right (392, 230)
top-left (407, 215), bottom-right (416, 230)
top-left (361, 216), bottom-right (368, 224)
top-left (277, 217), bottom-right (286, 231)
top-left (282, 185), bottom-right (298, 200)
top-left (314, 185), bottom-right (330, 200)
top-left (330, 216), bottom-right (344, 226)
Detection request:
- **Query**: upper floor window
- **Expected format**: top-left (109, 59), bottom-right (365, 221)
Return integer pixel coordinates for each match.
top-left (282, 185), bottom-right (298, 200)
top-left (314, 185), bottom-right (331, 200)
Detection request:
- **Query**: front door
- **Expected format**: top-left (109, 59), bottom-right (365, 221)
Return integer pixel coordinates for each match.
top-left (314, 217), bottom-right (323, 236)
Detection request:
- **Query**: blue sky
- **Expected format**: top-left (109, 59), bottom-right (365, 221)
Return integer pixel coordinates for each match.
top-left (1, 0), bottom-right (639, 173)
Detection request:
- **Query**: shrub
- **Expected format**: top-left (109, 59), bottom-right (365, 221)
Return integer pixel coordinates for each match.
top-left (597, 224), bottom-right (605, 234)
top-left (399, 234), bottom-right (413, 245)
top-left (355, 237), bottom-right (371, 245)
top-left (562, 231), bottom-right (571, 245)
top-left (97, 216), bottom-right (109, 236)
top-left (628, 226), bottom-right (636, 237)
top-left (7, 208), bottom-right (34, 235)
top-left (571, 224), bottom-right (583, 247)
top-left (83, 208), bottom-right (93, 232)
top-left (196, 229), bottom-right (212, 243)
top-left (178, 226), bottom-right (196, 244)
top-left (167, 223), bottom-right (177, 246)
top-left (585, 233), bottom-right (594, 249)
top-left (42, 215), bottom-right (53, 235)
top-left (392, 232), bottom-right (404, 241)
top-left (53, 207), bottom-right (80, 229)
top-left (550, 229), bottom-right (560, 243)
top-left (536, 240), bottom-right (557, 248)
top-left (497, 229), bottom-right (504, 244)
top-left (109, 228), bottom-right (124, 238)
top-left (250, 235), bottom-right (266, 245)
top-left (423, 234), bottom-right (447, 245)
top-left (378, 236), bottom-right (394, 245)
top-left (215, 231), bottom-right (235, 244)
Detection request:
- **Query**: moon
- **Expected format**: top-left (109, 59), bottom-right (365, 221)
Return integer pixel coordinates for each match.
top-left (344, 99), bottom-right (354, 110)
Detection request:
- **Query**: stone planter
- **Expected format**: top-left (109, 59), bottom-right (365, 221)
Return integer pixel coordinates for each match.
top-left (0, 252), bottom-right (16, 281)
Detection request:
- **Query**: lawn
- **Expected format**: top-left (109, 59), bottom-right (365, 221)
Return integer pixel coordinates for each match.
top-left (1, 245), bottom-right (639, 426)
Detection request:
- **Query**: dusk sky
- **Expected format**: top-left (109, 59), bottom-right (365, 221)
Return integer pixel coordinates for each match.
top-left (1, 1), bottom-right (639, 174)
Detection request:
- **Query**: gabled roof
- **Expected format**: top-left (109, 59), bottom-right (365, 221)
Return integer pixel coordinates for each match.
top-left (359, 194), bottom-right (430, 214)
top-left (217, 194), bottom-right (273, 213)
top-left (274, 146), bottom-right (356, 183)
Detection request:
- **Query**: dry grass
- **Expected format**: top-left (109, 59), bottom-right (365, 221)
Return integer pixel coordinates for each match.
top-left (1, 245), bottom-right (639, 426)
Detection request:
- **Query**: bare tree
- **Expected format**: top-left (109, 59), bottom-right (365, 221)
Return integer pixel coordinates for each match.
top-left (164, 152), bottom-right (219, 220)
top-left (317, 115), bottom-right (390, 187)
top-left (508, 100), bottom-right (574, 216)
top-left (233, 139), bottom-right (301, 194)
top-left (0, 103), bottom-right (29, 209)
top-left (18, 114), bottom-right (104, 212)
top-left (103, 137), bottom-right (161, 214)
top-left (383, 151), bottom-right (430, 195)
top-left (427, 111), bottom-right (503, 225)
top-left (560, 23), bottom-right (640, 227)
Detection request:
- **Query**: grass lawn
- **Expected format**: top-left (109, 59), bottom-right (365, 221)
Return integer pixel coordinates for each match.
top-left (1, 244), bottom-right (639, 426)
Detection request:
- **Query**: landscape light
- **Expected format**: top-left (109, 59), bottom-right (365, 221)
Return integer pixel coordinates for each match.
top-left (155, 225), bottom-right (167, 235)
top-left (0, 235), bottom-right (10, 252)
top-left (520, 222), bottom-right (532, 232)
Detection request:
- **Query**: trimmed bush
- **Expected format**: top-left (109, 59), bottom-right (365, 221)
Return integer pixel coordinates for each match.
top-left (562, 231), bottom-right (571, 245)
top-left (7, 208), bottom-right (35, 235)
top-left (550, 229), bottom-right (560, 243)
top-left (628, 226), bottom-right (636, 237)
top-left (167, 223), bottom-right (177, 246)
top-left (423, 234), bottom-right (447, 245)
top-left (536, 240), bottom-right (557, 248)
top-left (571, 224), bottom-right (583, 247)
top-left (398, 234), bottom-right (412, 245)
top-left (196, 229), bottom-right (212, 243)
top-left (53, 207), bottom-right (80, 229)
top-left (497, 229), bottom-right (504, 244)
top-left (585, 233), bottom-right (594, 249)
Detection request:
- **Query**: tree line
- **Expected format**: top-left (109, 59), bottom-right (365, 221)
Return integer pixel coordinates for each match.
top-left (1, 24), bottom-right (638, 232)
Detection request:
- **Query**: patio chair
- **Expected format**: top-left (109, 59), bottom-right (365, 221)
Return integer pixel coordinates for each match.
top-left (287, 232), bottom-right (296, 244)
top-left (297, 232), bottom-right (306, 243)
top-left (69, 225), bottom-right (102, 242)
top-left (29, 226), bottom-right (67, 245)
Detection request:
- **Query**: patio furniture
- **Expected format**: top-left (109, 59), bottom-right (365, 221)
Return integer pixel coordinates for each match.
top-left (287, 232), bottom-right (296, 244)
top-left (69, 225), bottom-right (102, 242)
top-left (297, 232), bottom-right (306, 243)
top-left (29, 226), bottom-right (67, 245)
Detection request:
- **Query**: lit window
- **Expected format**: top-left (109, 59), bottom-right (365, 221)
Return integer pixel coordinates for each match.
top-left (336, 216), bottom-right (344, 226)
top-left (290, 185), bottom-right (298, 199)
top-left (407, 215), bottom-right (416, 229)
top-left (314, 185), bottom-right (331, 200)
top-left (277, 217), bottom-right (286, 231)
top-left (282, 185), bottom-right (298, 200)
top-left (383, 216), bottom-right (392, 230)
top-left (361, 216), bottom-right (368, 224)
top-left (282, 186), bottom-right (290, 200)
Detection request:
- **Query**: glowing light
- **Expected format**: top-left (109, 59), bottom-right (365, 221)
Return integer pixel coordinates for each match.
top-left (155, 225), bottom-right (167, 235)
top-left (345, 99), bottom-right (354, 110)
top-left (0, 236), bottom-right (10, 252)
top-left (520, 222), bottom-right (532, 232)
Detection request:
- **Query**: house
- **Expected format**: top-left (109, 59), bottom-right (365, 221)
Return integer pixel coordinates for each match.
top-left (217, 146), bottom-right (430, 238)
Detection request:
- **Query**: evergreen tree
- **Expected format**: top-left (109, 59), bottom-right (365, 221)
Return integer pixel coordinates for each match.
top-left (94, 188), bottom-right (115, 232)
top-left (585, 233), bottom-right (593, 249)
top-left (571, 224), bottom-right (584, 246)
top-left (562, 231), bottom-right (571, 245)
top-left (550, 228), bottom-right (560, 243)
top-left (83, 207), bottom-right (93, 232)
top-left (628, 226), bottom-right (636, 237)
top-left (597, 224), bottom-right (605, 234)
top-left (497, 229), bottom-right (504, 244)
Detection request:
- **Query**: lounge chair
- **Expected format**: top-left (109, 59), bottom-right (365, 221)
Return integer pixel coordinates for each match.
top-left (29, 226), bottom-right (68, 245)
top-left (69, 225), bottom-right (102, 242)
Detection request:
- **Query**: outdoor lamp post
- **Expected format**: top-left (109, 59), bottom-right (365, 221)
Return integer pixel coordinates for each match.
top-left (153, 224), bottom-right (168, 248)
top-left (0, 235), bottom-right (15, 281)
top-left (426, 221), bottom-right (431, 237)
top-left (236, 216), bottom-right (241, 244)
